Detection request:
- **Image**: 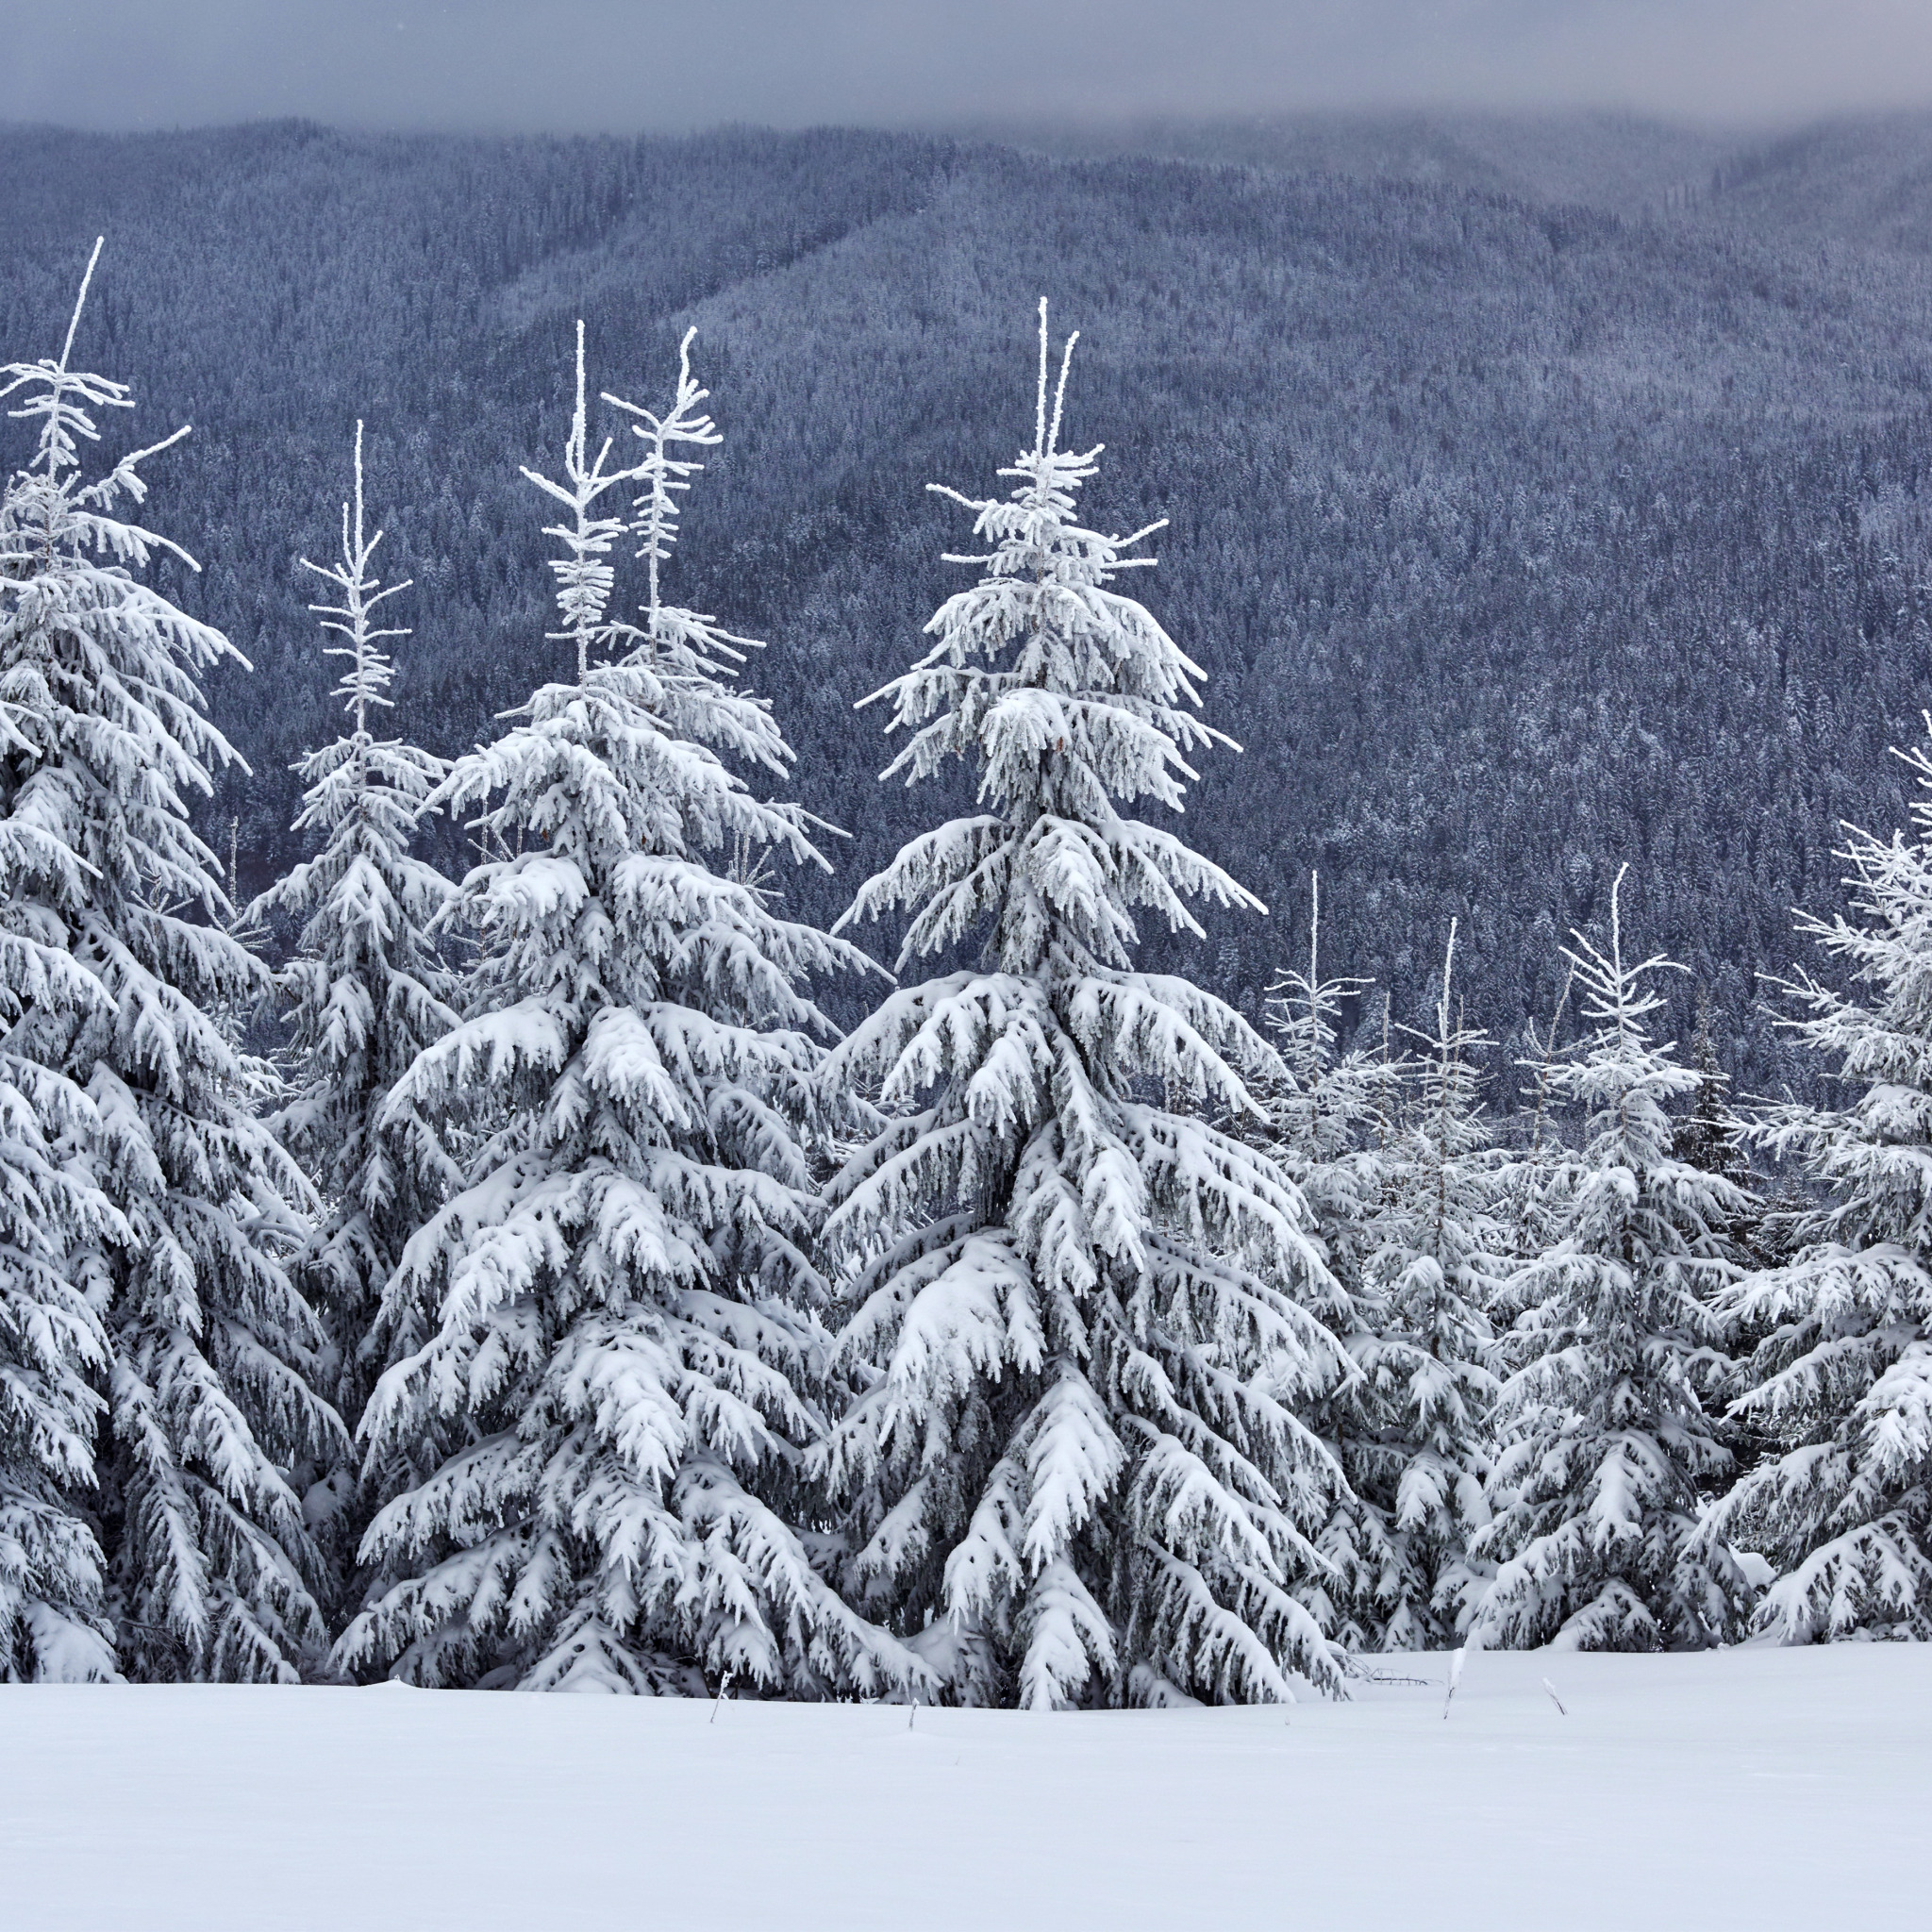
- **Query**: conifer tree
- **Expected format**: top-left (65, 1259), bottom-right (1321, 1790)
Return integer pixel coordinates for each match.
top-left (1673, 986), bottom-right (1746, 1188)
top-left (0, 946), bottom-right (124, 1679)
top-left (817, 305), bottom-right (1352, 1709)
top-left (341, 325), bottom-right (918, 1695)
top-left (1341, 924), bottom-right (1507, 1648)
top-left (1256, 875), bottom-right (1394, 1296)
top-left (0, 242), bottom-right (341, 1680)
top-left (249, 424), bottom-right (458, 1558)
top-left (1474, 870), bottom-right (1755, 1650)
top-left (1488, 965), bottom-right (1579, 1341)
top-left (1707, 740), bottom-right (1932, 1640)
top-left (1247, 878), bottom-right (1402, 1650)
top-left (2, 390), bottom-right (125, 1678)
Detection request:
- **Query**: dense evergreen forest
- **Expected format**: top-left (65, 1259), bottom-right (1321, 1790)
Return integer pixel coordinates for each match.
top-left (7, 111), bottom-right (1932, 1085)
top-left (8, 110), bottom-right (1932, 1695)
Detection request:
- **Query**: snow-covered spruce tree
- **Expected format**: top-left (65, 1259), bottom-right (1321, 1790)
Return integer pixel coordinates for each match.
top-left (817, 306), bottom-right (1353, 1709)
top-left (248, 423), bottom-right (458, 1560)
top-left (1705, 737), bottom-right (1932, 1641)
top-left (1502, 964), bottom-right (1576, 1257)
top-left (1254, 874), bottom-right (1395, 1299)
top-left (1673, 986), bottom-right (1747, 1189)
top-left (0, 242), bottom-right (341, 1680)
top-left (1244, 877), bottom-right (1411, 1650)
top-left (1340, 924), bottom-right (1507, 1649)
top-left (1474, 869), bottom-right (1756, 1650)
top-left (1, 382), bottom-right (125, 1680)
top-left (341, 325), bottom-right (918, 1695)
top-left (0, 918), bottom-right (124, 1679)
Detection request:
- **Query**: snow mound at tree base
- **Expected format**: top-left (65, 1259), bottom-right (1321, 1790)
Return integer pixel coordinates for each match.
top-left (5, 1643), bottom-right (1924, 1930)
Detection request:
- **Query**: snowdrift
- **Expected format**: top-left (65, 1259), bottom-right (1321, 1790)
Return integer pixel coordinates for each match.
top-left (4, 1643), bottom-right (1925, 1929)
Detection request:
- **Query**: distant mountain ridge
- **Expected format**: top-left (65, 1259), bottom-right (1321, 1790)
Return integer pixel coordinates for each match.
top-left (957, 108), bottom-right (1735, 216)
top-left (960, 105), bottom-right (1932, 241)
top-left (6, 111), bottom-right (1932, 1092)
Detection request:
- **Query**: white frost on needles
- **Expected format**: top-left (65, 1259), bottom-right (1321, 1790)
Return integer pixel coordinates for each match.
top-left (817, 302), bottom-right (1354, 1709)
top-left (1709, 722), bottom-right (1932, 1641)
top-left (0, 240), bottom-right (341, 1681)
top-left (1475, 868), bottom-right (1755, 1652)
top-left (249, 422), bottom-right (458, 1555)
top-left (339, 323), bottom-right (922, 1698)
top-left (1338, 921), bottom-right (1508, 1651)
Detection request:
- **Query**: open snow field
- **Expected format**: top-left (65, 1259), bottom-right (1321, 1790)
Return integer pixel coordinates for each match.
top-left (4, 1644), bottom-right (1927, 1930)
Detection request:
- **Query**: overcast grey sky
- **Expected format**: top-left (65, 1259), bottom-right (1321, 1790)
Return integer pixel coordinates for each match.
top-left (4, 2), bottom-right (1928, 135)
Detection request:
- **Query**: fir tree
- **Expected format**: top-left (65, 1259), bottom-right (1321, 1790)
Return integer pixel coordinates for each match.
top-left (1474, 869), bottom-right (1756, 1650)
top-left (817, 305), bottom-right (1352, 1709)
top-left (0, 948), bottom-right (124, 1679)
top-left (1, 342), bottom-right (125, 1677)
top-left (1248, 877), bottom-right (1403, 1651)
top-left (0, 242), bottom-right (341, 1680)
top-left (1481, 966), bottom-right (1582, 1359)
top-left (248, 424), bottom-right (458, 1570)
top-left (1255, 874), bottom-right (1393, 1297)
top-left (341, 325), bottom-right (917, 1695)
top-left (1342, 923), bottom-right (1507, 1649)
top-left (1672, 985), bottom-right (1747, 1187)
top-left (1708, 737), bottom-right (1932, 1640)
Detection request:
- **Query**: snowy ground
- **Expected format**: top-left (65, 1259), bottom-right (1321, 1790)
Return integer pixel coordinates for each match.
top-left (4, 1644), bottom-right (1926, 1930)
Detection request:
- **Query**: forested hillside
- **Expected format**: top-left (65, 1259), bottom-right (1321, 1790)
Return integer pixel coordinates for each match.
top-left (6, 112), bottom-right (1932, 1081)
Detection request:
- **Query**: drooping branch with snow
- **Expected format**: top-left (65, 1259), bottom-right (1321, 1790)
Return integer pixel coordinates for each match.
top-left (248, 423), bottom-right (459, 1583)
top-left (1475, 870), bottom-right (1755, 1651)
top-left (340, 325), bottom-right (919, 1697)
top-left (1338, 922), bottom-right (1509, 1649)
top-left (1708, 730), bottom-right (1932, 1641)
top-left (1238, 876), bottom-right (1407, 1650)
top-left (0, 240), bottom-right (341, 1681)
top-left (818, 303), bottom-right (1354, 1709)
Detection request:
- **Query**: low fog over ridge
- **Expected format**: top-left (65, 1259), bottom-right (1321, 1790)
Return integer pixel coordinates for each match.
top-left (6, 2), bottom-right (1932, 136)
